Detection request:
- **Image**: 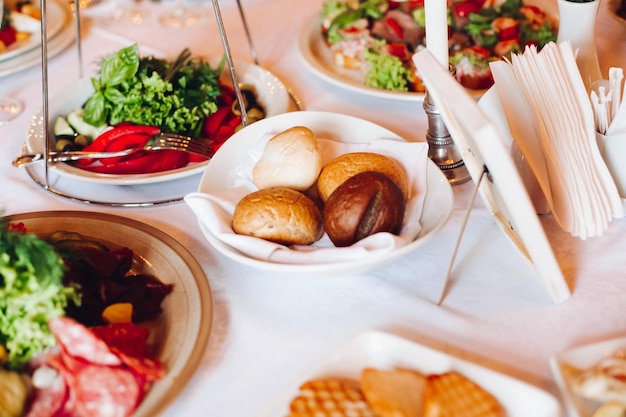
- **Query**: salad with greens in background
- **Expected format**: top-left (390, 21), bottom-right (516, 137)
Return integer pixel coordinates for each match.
top-left (319, 0), bottom-right (557, 92)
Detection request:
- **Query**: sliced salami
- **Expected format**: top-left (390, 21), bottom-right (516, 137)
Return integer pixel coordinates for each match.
top-left (72, 364), bottom-right (142, 417)
top-left (24, 371), bottom-right (67, 417)
top-left (48, 317), bottom-right (121, 366)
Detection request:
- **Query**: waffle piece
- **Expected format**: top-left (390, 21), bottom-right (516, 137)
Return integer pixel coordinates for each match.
top-left (423, 371), bottom-right (506, 417)
top-left (288, 377), bottom-right (376, 417)
top-left (360, 368), bottom-right (427, 417)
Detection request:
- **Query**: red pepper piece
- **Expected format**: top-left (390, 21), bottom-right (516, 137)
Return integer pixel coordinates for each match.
top-left (77, 124), bottom-right (161, 166)
top-left (454, 0), bottom-right (481, 17)
top-left (0, 26), bottom-right (17, 48)
top-left (386, 17), bottom-right (403, 39)
top-left (202, 106), bottom-right (231, 138)
top-left (80, 150), bottom-right (189, 175)
top-left (498, 26), bottom-right (519, 41)
top-left (99, 133), bottom-right (153, 165)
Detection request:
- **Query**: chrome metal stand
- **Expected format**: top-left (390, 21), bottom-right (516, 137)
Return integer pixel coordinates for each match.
top-left (423, 90), bottom-right (470, 185)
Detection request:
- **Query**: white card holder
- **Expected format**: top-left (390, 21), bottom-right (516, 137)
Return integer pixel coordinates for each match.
top-left (413, 49), bottom-right (571, 304)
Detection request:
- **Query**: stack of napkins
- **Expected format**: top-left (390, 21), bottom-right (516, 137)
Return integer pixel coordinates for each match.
top-left (490, 41), bottom-right (624, 239)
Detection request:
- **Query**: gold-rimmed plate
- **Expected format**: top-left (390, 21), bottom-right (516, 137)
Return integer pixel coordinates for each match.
top-left (3, 210), bottom-right (213, 417)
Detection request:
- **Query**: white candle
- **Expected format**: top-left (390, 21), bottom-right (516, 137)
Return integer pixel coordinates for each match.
top-left (425, 0), bottom-right (449, 67)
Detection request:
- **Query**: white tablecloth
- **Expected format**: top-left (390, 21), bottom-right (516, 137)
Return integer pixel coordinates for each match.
top-left (1, 0), bottom-right (626, 415)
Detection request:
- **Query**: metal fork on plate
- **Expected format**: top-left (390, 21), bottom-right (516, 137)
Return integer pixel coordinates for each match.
top-left (12, 133), bottom-right (214, 168)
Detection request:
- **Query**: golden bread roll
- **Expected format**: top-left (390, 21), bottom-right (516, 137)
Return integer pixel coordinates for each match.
top-left (232, 187), bottom-right (323, 246)
top-left (423, 371), bottom-right (505, 417)
top-left (360, 368), bottom-right (427, 417)
top-left (592, 402), bottom-right (626, 417)
top-left (317, 152), bottom-right (409, 202)
top-left (323, 171), bottom-right (406, 247)
top-left (252, 126), bottom-right (323, 191)
top-left (288, 378), bottom-right (376, 417)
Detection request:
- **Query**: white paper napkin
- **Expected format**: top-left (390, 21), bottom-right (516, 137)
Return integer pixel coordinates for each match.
top-left (489, 41), bottom-right (623, 239)
top-left (185, 135), bottom-right (429, 264)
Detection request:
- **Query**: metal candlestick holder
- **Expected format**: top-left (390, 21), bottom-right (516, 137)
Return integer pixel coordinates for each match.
top-left (423, 85), bottom-right (470, 185)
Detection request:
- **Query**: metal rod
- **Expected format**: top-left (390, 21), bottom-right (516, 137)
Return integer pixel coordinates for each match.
top-left (40, 0), bottom-right (50, 188)
top-left (234, 0), bottom-right (258, 66)
top-left (437, 167), bottom-right (488, 305)
top-left (211, 0), bottom-right (249, 127)
top-left (73, 0), bottom-right (84, 78)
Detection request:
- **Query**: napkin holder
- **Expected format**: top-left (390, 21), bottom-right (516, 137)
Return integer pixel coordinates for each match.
top-left (597, 130), bottom-right (626, 198)
top-left (412, 49), bottom-right (571, 305)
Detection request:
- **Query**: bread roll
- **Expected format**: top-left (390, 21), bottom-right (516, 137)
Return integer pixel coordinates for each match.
top-left (232, 187), bottom-right (323, 245)
top-left (323, 171), bottom-right (406, 247)
top-left (317, 152), bottom-right (409, 202)
top-left (252, 126), bottom-right (323, 191)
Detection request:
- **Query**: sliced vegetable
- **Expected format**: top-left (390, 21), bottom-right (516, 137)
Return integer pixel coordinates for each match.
top-left (66, 109), bottom-right (106, 138)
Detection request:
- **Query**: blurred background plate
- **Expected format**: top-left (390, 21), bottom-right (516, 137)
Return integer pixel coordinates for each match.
top-left (3, 210), bottom-right (213, 417)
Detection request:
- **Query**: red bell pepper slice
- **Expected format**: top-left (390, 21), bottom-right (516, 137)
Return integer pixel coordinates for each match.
top-left (77, 124), bottom-right (161, 166)
top-left (386, 17), bottom-right (403, 39)
top-left (80, 150), bottom-right (189, 175)
top-left (202, 106), bottom-right (232, 138)
top-left (99, 133), bottom-right (153, 165)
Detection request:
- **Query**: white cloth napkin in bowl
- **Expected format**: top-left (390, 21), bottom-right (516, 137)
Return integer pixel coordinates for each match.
top-left (185, 135), bottom-right (429, 264)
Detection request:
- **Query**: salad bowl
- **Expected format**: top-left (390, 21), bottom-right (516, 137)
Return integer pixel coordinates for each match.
top-left (23, 58), bottom-right (290, 185)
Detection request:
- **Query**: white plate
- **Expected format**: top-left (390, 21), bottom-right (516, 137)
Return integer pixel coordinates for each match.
top-left (296, 0), bottom-right (557, 102)
top-left (260, 331), bottom-right (561, 417)
top-left (550, 337), bottom-right (626, 417)
top-left (0, 0), bottom-right (75, 78)
top-left (24, 59), bottom-right (290, 185)
top-left (0, 0), bottom-right (66, 63)
top-left (196, 111), bottom-right (454, 275)
top-left (3, 210), bottom-right (213, 417)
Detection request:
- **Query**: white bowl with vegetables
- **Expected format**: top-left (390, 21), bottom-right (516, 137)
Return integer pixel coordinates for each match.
top-left (23, 45), bottom-right (291, 185)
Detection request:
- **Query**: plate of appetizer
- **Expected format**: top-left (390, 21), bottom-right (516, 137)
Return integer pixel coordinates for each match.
top-left (550, 337), bottom-right (626, 417)
top-left (22, 44), bottom-right (290, 185)
top-left (0, 210), bottom-right (213, 417)
top-left (260, 331), bottom-right (561, 417)
top-left (0, 0), bottom-right (66, 63)
top-left (186, 111), bottom-right (454, 276)
top-left (297, 0), bottom-right (558, 101)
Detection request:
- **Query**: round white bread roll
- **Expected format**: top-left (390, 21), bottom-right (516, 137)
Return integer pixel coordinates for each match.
top-left (252, 126), bottom-right (323, 191)
top-left (317, 152), bottom-right (410, 202)
top-left (232, 187), bottom-right (323, 246)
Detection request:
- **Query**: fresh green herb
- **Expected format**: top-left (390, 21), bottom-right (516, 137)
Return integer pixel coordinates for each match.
top-left (0, 223), bottom-right (80, 369)
top-left (363, 44), bottom-right (412, 92)
top-left (83, 44), bottom-right (223, 138)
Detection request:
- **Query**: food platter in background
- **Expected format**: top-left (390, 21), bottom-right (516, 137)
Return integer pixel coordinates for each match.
top-left (296, 0), bottom-right (558, 102)
top-left (194, 111), bottom-right (454, 276)
top-left (3, 210), bottom-right (213, 417)
top-left (0, 0), bottom-right (76, 77)
top-left (22, 59), bottom-right (290, 185)
top-left (260, 331), bottom-right (562, 417)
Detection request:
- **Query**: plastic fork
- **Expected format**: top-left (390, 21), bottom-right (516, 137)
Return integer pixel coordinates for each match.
top-left (12, 133), bottom-right (214, 168)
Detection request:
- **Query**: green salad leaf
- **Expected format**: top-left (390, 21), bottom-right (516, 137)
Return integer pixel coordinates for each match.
top-left (363, 44), bottom-right (412, 92)
top-left (83, 44), bottom-right (223, 138)
top-left (0, 223), bottom-right (80, 369)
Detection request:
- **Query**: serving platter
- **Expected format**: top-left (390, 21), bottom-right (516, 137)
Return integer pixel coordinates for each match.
top-left (0, 0), bottom-right (66, 63)
top-left (3, 210), bottom-right (213, 417)
top-left (296, 0), bottom-right (558, 102)
top-left (23, 58), bottom-right (290, 185)
top-left (550, 336), bottom-right (626, 417)
top-left (192, 111), bottom-right (454, 276)
top-left (260, 331), bottom-right (561, 417)
top-left (0, 0), bottom-right (75, 78)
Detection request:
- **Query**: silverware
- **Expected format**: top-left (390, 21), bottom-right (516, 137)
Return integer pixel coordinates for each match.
top-left (13, 133), bottom-right (213, 168)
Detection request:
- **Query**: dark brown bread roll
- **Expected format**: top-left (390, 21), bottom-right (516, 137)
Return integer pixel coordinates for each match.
top-left (323, 171), bottom-right (406, 247)
top-left (232, 187), bottom-right (323, 246)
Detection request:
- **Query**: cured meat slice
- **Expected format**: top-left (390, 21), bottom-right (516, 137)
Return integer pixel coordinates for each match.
top-left (24, 371), bottom-right (68, 417)
top-left (48, 317), bottom-right (121, 366)
top-left (72, 364), bottom-right (142, 417)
